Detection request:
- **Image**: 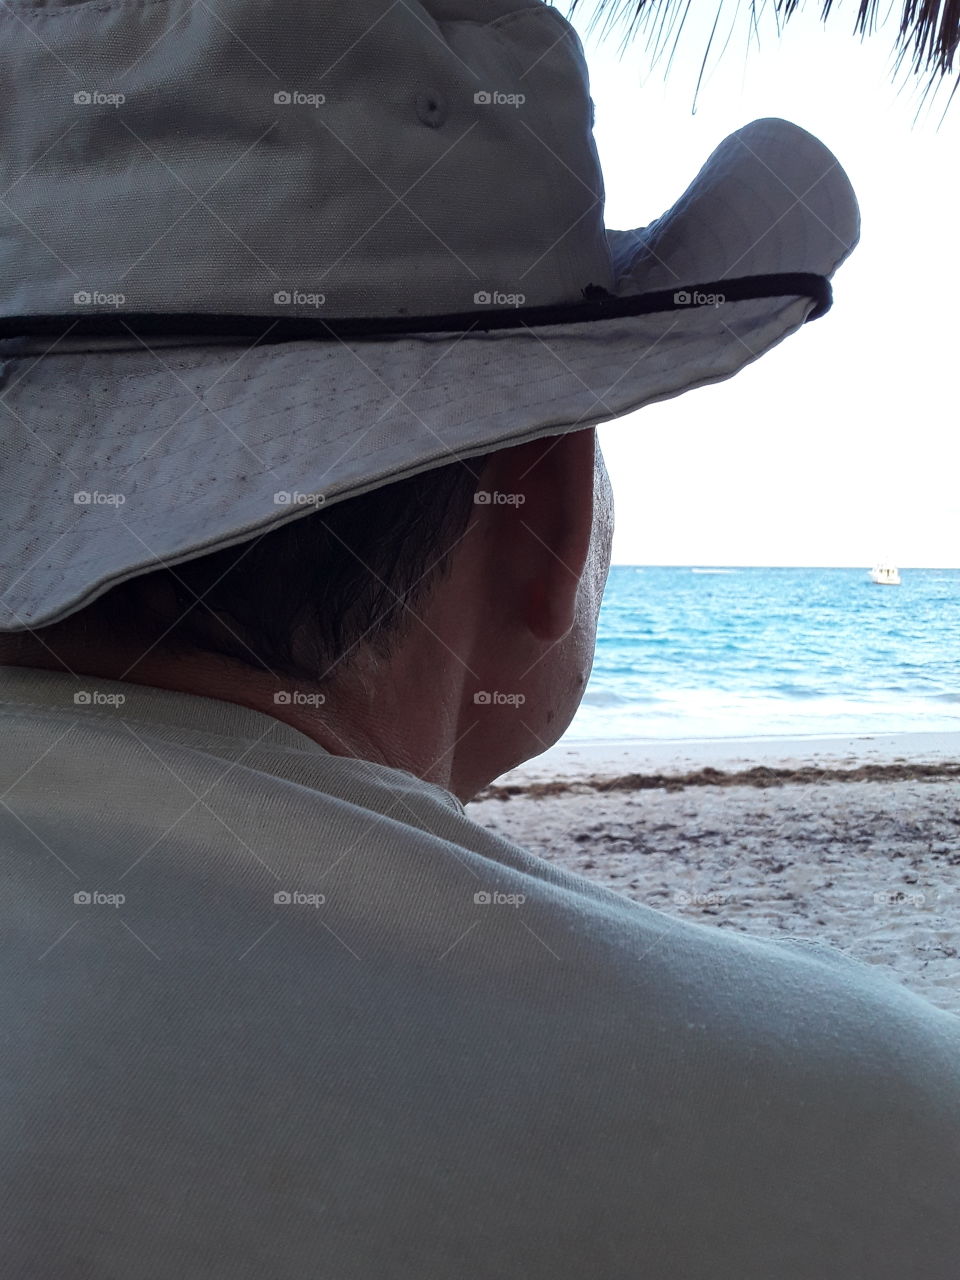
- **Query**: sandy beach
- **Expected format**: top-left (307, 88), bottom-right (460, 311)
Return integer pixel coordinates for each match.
top-left (469, 732), bottom-right (960, 1014)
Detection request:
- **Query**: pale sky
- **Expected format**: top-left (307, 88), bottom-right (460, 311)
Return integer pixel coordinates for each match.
top-left (566, 4), bottom-right (960, 568)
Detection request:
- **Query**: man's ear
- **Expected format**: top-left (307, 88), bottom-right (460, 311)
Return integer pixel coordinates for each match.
top-left (477, 428), bottom-right (596, 643)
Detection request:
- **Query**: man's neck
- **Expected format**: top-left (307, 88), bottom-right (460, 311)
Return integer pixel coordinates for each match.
top-left (0, 639), bottom-right (474, 799)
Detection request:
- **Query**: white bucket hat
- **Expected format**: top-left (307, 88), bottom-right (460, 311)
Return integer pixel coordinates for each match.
top-left (0, 0), bottom-right (858, 632)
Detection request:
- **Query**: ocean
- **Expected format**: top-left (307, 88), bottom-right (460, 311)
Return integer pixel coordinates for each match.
top-left (570, 566), bottom-right (960, 741)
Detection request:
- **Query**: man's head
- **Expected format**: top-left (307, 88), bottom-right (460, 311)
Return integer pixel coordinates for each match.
top-left (0, 429), bottom-right (613, 800)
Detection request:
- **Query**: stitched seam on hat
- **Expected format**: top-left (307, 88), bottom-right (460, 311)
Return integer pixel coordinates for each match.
top-left (1, 310), bottom-right (786, 495)
top-left (5, 323), bottom-right (606, 458)
top-left (1, 353), bottom-right (497, 463)
top-left (1, 304), bottom-right (793, 497)
top-left (4, 301), bottom-right (808, 605)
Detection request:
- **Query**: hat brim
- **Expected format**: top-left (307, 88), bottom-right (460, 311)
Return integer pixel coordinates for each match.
top-left (0, 117), bottom-right (857, 631)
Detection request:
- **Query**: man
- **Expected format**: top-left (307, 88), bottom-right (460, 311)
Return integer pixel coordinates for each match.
top-left (0, 0), bottom-right (956, 1275)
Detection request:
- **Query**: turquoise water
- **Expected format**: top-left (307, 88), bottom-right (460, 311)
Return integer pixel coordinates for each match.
top-left (570, 566), bottom-right (960, 740)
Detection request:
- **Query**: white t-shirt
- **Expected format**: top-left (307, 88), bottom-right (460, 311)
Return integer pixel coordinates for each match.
top-left (0, 665), bottom-right (957, 1278)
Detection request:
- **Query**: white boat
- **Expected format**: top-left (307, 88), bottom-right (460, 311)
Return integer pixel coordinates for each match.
top-left (869, 564), bottom-right (901, 585)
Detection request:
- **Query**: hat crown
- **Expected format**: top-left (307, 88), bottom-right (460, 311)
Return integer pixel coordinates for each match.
top-left (0, 0), bottom-right (613, 320)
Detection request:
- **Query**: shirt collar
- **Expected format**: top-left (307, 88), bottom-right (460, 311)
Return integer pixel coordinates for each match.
top-left (0, 663), bottom-right (467, 816)
top-left (0, 663), bottom-right (332, 752)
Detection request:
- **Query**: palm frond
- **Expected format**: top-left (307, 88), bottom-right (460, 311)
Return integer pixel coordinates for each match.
top-left (565, 0), bottom-right (960, 88)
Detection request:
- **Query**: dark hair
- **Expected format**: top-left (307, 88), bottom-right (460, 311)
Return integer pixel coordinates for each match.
top-left (61, 455), bottom-right (488, 682)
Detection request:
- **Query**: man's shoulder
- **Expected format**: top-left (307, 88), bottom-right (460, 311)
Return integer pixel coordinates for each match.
top-left (1, 674), bottom-right (956, 1068)
top-left (2, 683), bottom-right (959, 1276)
